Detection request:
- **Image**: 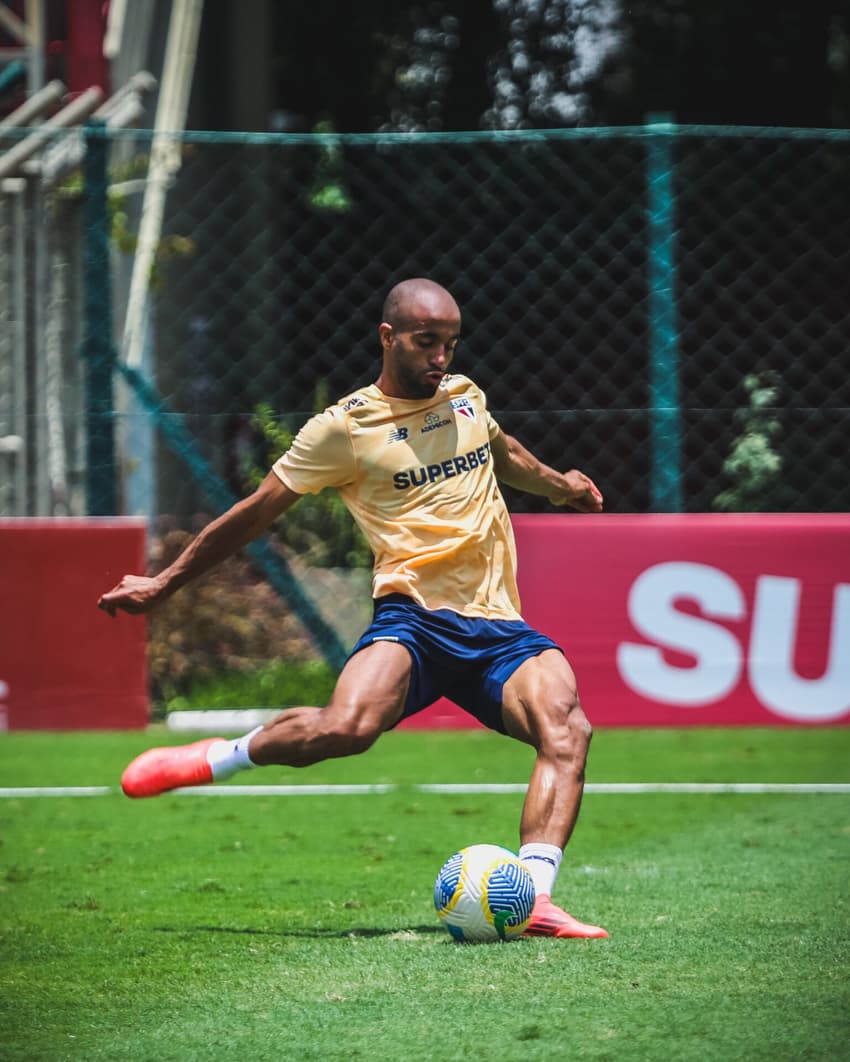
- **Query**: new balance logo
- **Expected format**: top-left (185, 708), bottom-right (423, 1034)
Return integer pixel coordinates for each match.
top-left (387, 427), bottom-right (409, 442)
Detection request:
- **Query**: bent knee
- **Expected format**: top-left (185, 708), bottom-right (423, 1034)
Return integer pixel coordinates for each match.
top-left (320, 706), bottom-right (385, 757)
top-left (572, 704), bottom-right (593, 746)
top-left (543, 698), bottom-right (592, 760)
top-left (343, 718), bottom-right (383, 755)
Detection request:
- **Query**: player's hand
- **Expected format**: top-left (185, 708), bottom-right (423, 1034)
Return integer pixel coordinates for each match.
top-left (97, 574), bottom-right (164, 617)
top-left (549, 470), bottom-right (604, 513)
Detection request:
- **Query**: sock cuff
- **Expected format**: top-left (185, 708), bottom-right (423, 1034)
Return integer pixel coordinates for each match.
top-left (206, 725), bottom-right (263, 780)
top-left (518, 843), bottom-right (564, 898)
top-left (518, 842), bottom-right (563, 870)
top-left (238, 725), bottom-right (264, 767)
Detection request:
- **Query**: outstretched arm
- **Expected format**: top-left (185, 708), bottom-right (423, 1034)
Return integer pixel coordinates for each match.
top-left (97, 471), bottom-right (302, 616)
top-left (490, 431), bottom-right (603, 513)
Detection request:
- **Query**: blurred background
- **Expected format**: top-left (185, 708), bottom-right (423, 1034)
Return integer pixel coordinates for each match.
top-left (0, 0), bottom-right (848, 716)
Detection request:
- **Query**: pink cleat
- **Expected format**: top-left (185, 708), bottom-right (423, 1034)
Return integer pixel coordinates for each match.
top-left (121, 738), bottom-right (224, 798)
top-left (522, 894), bottom-right (609, 939)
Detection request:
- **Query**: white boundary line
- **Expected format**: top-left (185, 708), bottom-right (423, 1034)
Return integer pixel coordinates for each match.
top-left (173, 784), bottom-right (395, 796)
top-left (420, 782), bottom-right (850, 794)
top-left (0, 786), bottom-right (113, 797)
top-left (0, 782), bottom-right (848, 798)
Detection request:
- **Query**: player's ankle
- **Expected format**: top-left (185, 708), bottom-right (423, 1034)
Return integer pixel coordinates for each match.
top-left (206, 726), bottom-right (263, 781)
top-left (519, 842), bottom-right (563, 896)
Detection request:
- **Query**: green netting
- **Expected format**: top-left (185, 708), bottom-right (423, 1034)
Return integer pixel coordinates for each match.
top-left (2, 123), bottom-right (849, 523)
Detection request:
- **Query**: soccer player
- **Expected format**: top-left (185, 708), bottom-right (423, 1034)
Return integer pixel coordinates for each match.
top-left (99, 278), bottom-right (608, 940)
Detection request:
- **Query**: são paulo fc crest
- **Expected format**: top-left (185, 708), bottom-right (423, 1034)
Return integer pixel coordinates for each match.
top-left (450, 397), bottom-right (476, 421)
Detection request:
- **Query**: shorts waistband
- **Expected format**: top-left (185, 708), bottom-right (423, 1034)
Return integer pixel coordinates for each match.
top-left (374, 593), bottom-right (418, 608)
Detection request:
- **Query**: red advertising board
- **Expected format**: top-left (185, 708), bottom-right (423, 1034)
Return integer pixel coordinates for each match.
top-left (401, 513), bottom-right (850, 729)
top-left (0, 519), bottom-right (148, 730)
top-left (2, 515), bottom-right (847, 731)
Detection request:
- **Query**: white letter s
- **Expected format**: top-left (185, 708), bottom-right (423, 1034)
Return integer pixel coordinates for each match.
top-left (617, 562), bottom-right (745, 707)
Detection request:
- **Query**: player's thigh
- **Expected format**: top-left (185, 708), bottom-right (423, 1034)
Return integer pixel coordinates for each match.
top-left (327, 638), bottom-right (414, 732)
top-left (500, 648), bottom-right (587, 748)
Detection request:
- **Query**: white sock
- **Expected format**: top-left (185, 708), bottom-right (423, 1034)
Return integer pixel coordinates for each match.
top-left (206, 726), bottom-right (263, 781)
top-left (519, 842), bottom-right (563, 898)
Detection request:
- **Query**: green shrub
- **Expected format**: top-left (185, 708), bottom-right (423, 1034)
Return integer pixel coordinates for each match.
top-left (148, 527), bottom-right (319, 705)
top-left (147, 383), bottom-right (374, 712)
top-left (164, 659), bottom-right (338, 712)
top-left (713, 372), bottom-right (791, 512)
top-left (249, 399), bottom-right (371, 569)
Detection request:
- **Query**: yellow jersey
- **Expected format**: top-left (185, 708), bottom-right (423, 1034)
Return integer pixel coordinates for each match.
top-left (272, 374), bottom-right (521, 620)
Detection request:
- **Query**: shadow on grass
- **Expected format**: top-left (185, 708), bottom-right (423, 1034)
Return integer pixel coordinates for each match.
top-left (153, 923), bottom-right (445, 939)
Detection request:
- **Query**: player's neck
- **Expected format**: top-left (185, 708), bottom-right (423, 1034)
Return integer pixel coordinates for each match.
top-left (374, 374), bottom-right (430, 402)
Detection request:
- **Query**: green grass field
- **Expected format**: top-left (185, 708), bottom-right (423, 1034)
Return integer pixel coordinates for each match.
top-left (1, 727), bottom-right (848, 1061)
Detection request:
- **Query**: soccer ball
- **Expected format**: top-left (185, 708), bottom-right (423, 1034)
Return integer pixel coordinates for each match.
top-left (433, 844), bottom-right (536, 943)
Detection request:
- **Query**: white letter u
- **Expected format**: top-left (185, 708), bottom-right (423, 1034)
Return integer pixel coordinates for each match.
top-left (749, 577), bottom-right (850, 722)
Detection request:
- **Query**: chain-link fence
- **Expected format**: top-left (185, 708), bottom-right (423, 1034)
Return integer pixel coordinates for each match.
top-left (2, 122), bottom-right (848, 697)
top-left (3, 124), bottom-right (849, 525)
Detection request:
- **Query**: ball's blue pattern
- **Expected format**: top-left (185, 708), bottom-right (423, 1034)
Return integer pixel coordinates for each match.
top-left (434, 850), bottom-right (464, 909)
top-left (486, 860), bottom-right (536, 933)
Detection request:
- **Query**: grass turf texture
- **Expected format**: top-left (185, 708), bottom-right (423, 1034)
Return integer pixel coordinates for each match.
top-left (0, 728), bottom-right (848, 1061)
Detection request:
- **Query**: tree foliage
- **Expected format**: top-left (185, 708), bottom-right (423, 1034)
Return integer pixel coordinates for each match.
top-left (262, 1), bottom-right (849, 131)
top-left (712, 373), bottom-right (789, 513)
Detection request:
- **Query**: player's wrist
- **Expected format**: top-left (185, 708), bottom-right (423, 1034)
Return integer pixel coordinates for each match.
top-left (547, 473), bottom-right (573, 505)
top-left (150, 570), bottom-right (178, 602)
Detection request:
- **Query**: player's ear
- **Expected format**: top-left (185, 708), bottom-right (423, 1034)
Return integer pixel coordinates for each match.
top-left (378, 322), bottom-right (394, 349)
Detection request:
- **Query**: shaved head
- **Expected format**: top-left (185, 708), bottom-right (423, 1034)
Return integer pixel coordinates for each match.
top-left (376, 278), bottom-right (462, 399)
top-left (382, 278), bottom-right (460, 329)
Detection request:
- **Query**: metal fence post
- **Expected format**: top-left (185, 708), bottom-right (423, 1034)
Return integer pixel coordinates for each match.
top-left (82, 119), bottom-right (117, 515)
top-left (646, 113), bottom-right (683, 512)
top-left (9, 180), bottom-right (27, 514)
top-left (0, 187), bottom-right (16, 514)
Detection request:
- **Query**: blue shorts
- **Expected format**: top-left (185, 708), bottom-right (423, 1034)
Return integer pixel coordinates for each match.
top-left (348, 594), bottom-right (561, 734)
